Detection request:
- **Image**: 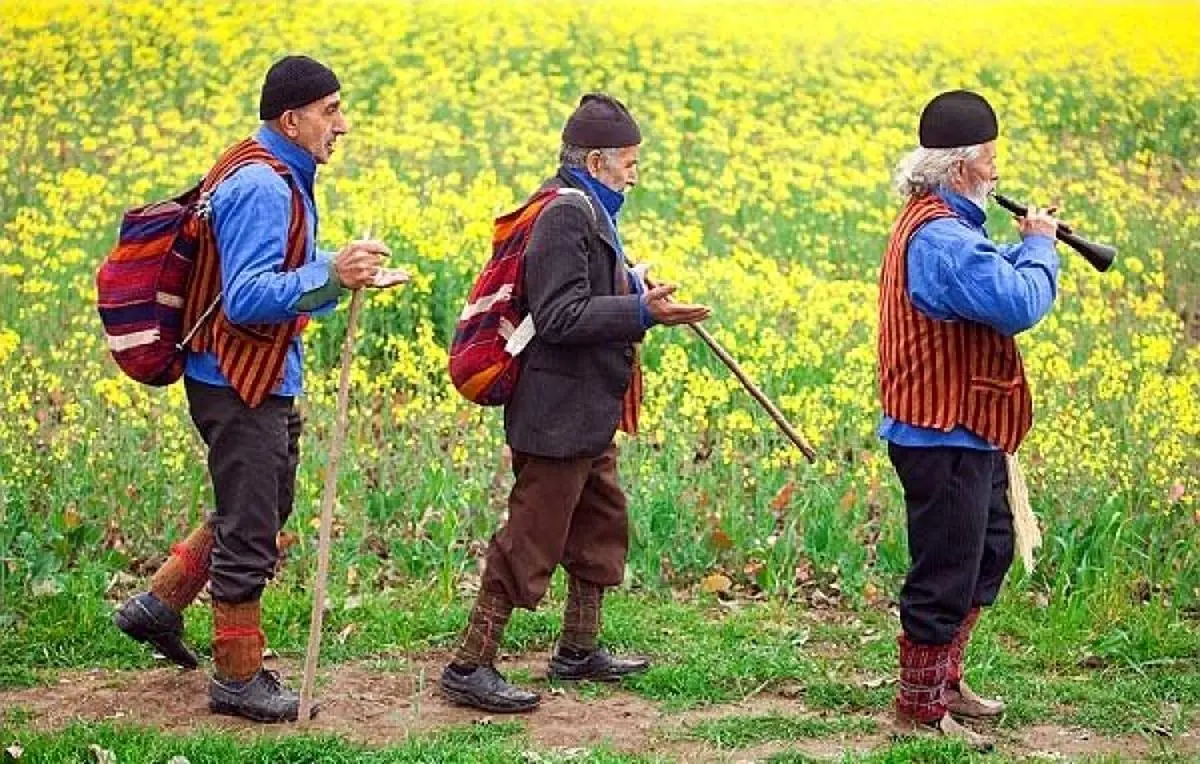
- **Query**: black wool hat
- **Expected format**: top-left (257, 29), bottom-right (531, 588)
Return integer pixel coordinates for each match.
top-left (918, 90), bottom-right (998, 149)
top-left (259, 55), bottom-right (341, 121)
top-left (562, 93), bottom-right (642, 148)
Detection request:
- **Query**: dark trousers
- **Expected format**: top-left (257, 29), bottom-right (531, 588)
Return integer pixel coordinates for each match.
top-left (186, 378), bottom-right (301, 603)
top-left (888, 443), bottom-right (1014, 645)
top-left (482, 444), bottom-right (629, 610)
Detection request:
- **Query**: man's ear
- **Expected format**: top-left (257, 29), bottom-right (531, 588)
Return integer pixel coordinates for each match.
top-left (948, 159), bottom-right (965, 188)
top-left (586, 150), bottom-right (604, 177)
top-left (278, 109), bottom-right (300, 138)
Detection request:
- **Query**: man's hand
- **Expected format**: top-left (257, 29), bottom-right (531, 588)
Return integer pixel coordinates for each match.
top-left (370, 267), bottom-right (411, 289)
top-left (334, 239), bottom-right (390, 289)
top-left (643, 283), bottom-right (712, 326)
top-left (1019, 206), bottom-right (1059, 241)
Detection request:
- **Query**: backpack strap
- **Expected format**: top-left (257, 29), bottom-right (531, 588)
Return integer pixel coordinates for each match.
top-left (550, 186), bottom-right (640, 276)
top-left (197, 151), bottom-right (293, 221)
top-left (181, 140), bottom-right (298, 348)
top-left (548, 187), bottom-right (597, 225)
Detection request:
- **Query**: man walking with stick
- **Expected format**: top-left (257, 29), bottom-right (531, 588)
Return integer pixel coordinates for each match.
top-left (114, 55), bottom-right (395, 722)
top-left (878, 90), bottom-right (1060, 750)
top-left (440, 94), bottom-right (711, 713)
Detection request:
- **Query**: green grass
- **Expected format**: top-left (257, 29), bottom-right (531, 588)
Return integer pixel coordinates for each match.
top-left (768, 744), bottom-right (1200, 764)
top-left (0, 721), bottom-right (665, 764)
top-left (3, 720), bottom-right (1194, 764)
top-left (3, 576), bottom-right (1196, 743)
top-left (767, 740), bottom-right (980, 764)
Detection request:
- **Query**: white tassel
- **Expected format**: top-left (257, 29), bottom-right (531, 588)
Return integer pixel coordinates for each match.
top-left (1006, 452), bottom-right (1041, 573)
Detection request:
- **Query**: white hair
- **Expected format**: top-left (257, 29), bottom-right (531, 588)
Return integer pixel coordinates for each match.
top-left (892, 144), bottom-right (982, 197)
top-left (560, 144), bottom-right (621, 169)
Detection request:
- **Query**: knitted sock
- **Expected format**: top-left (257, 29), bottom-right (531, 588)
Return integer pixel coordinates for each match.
top-left (947, 607), bottom-right (981, 688)
top-left (454, 588), bottom-right (513, 668)
top-left (212, 599), bottom-right (264, 682)
top-left (149, 523), bottom-right (215, 613)
top-left (559, 576), bottom-right (603, 653)
top-left (896, 634), bottom-right (950, 723)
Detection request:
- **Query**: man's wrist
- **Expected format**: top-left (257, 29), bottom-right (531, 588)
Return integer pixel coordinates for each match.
top-left (639, 296), bottom-right (658, 329)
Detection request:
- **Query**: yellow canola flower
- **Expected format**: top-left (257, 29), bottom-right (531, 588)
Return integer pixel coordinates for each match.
top-left (0, 0), bottom-right (1196, 531)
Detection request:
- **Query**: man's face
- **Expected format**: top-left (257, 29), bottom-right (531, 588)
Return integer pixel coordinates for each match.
top-left (953, 140), bottom-right (998, 202)
top-left (588, 145), bottom-right (640, 193)
top-left (281, 92), bottom-right (348, 164)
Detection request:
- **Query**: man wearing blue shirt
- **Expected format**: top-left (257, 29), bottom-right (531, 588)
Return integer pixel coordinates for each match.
top-left (877, 90), bottom-right (1059, 749)
top-left (115, 56), bottom-right (393, 722)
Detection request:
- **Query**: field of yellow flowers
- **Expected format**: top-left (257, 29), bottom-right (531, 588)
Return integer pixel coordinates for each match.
top-left (0, 0), bottom-right (1197, 666)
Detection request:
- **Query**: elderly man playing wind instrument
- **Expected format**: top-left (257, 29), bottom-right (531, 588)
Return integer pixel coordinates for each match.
top-left (876, 90), bottom-right (1060, 750)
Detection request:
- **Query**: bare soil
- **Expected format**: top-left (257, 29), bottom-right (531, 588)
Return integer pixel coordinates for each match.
top-left (2, 652), bottom-right (1195, 762)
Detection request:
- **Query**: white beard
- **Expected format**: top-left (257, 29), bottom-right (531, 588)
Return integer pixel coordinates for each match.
top-left (963, 190), bottom-right (989, 211)
top-left (963, 180), bottom-right (994, 212)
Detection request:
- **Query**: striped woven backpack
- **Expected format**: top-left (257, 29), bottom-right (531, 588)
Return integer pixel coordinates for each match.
top-left (95, 151), bottom-right (284, 386)
top-left (448, 187), bottom-right (593, 405)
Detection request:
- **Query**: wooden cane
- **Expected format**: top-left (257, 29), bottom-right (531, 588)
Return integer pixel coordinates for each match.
top-left (298, 287), bottom-right (364, 723)
top-left (640, 272), bottom-right (817, 463)
top-left (686, 322), bottom-right (817, 463)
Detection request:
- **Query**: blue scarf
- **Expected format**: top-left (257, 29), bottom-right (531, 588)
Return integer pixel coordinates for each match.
top-left (569, 168), bottom-right (625, 224)
top-left (566, 167), bottom-right (651, 327)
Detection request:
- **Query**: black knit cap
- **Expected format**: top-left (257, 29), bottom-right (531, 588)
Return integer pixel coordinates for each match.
top-left (918, 90), bottom-right (998, 149)
top-left (259, 55), bottom-right (341, 121)
top-left (562, 93), bottom-right (642, 148)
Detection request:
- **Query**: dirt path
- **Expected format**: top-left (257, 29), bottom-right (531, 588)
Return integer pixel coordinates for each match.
top-left (2, 653), bottom-right (1193, 762)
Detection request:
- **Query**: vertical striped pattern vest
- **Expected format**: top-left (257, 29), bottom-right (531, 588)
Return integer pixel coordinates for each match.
top-left (181, 138), bottom-right (309, 408)
top-left (877, 194), bottom-right (1033, 453)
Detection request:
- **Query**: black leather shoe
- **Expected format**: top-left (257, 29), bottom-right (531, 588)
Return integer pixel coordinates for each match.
top-left (440, 664), bottom-right (541, 713)
top-left (547, 646), bottom-right (650, 682)
top-left (209, 669), bottom-right (315, 723)
top-left (113, 592), bottom-right (199, 670)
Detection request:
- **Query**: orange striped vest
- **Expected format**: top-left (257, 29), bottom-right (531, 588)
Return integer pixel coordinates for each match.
top-left (181, 139), bottom-right (309, 408)
top-left (877, 194), bottom-right (1033, 453)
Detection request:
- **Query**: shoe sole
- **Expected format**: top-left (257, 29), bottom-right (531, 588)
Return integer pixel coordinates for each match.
top-left (209, 699), bottom-right (295, 723)
top-left (547, 664), bottom-right (650, 683)
top-left (439, 684), bottom-right (540, 713)
top-left (209, 699), bottom-right (320, 723)
top-left (890, 719), bottom-right (993, 753)
top-left (947, 705), bottom-right (1005, 720)
top-left (112, 608), bottom-right (199, 670)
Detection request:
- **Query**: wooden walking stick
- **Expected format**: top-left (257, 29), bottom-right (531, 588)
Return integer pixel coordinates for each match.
top-left (640, 268), bottom-right (817, 463)
top-left (687, 322), bottom-right (818, 463)
top-left (298, 283), bottom-right (365, 723)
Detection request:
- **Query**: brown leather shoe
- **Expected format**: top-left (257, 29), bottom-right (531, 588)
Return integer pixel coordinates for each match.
top-left (946, 680), bottom-right (1005, 719)
top-left (893, 711), bottom-right (994, 753)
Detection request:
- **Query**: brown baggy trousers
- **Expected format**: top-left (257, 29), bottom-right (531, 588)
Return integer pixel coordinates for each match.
top-left (481, 444), bottom-right (628, 610)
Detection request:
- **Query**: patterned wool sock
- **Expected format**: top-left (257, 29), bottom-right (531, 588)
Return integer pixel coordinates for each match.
top-left (896, 633), bottom-right (950, 723)
top-left (149, 522), bottom-right (215, 613)
top-left (947, 607), bottom-right (981, 688)
top-left (454, 587), bottom-right (514, 668)
top-left (559, 576), bottom-right (603, 653)
top-left (212, 599), bottom-right (265, 682)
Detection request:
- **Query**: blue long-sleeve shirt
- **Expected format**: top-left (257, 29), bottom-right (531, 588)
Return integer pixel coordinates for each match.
top-left (184, 125), bottom-right (337, 396)
top-left (878, 188), bottom-right (1060, 450)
